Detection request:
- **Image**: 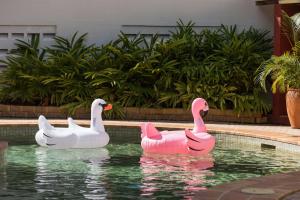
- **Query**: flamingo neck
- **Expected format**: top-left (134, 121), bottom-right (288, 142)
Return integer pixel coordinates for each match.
top-left (90, 108), bottom-right (105, 132)
top-left (192, 114), bottom-right (207, 133)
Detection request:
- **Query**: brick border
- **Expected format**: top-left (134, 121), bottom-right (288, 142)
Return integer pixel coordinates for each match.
top-left (0, 104), bottom-right (267, 124)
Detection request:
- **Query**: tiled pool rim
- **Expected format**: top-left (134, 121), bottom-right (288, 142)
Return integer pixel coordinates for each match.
top-left (1, 119), bottom-right (300, 200)
top-left (1, 119), bottom-right (300, 152)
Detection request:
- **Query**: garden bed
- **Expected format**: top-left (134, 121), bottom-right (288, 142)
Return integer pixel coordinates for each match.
top-left (0, 104), bottom-right (267, 124)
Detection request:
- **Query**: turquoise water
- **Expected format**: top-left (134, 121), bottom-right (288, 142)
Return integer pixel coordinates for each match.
top-left (1, 132), bottom-right (300, 199)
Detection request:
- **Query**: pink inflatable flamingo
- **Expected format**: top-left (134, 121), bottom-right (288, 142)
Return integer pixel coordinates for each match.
top-left (141, 98), bottom-right (215, 155)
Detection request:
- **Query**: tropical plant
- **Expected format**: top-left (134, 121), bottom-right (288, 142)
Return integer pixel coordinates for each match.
top-left (42, 32), bottom-right (96, 105)
top-left (256, 42), bottom-right (300, 93)
top-left (155, 24), bottom-right (272, 113)
top-left (256, 11), bottom-right (300, 93)
top-left (282, 10), bottom-right (300, 46)
top-left (0, 35), bottom-right (49, 105)
top-left (0, 20), bottom-right (273, 118)
top-left (256, 11), bottom-right (300, 128)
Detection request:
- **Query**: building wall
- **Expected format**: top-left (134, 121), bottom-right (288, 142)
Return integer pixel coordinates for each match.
top-left (0, 0), bottom-right (273, 59)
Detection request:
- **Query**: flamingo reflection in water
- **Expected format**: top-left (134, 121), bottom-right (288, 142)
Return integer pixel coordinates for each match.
top-left (139, 153), bottom-right (215, 198)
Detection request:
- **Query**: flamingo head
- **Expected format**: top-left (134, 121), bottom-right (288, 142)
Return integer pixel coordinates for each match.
top-left (191, 98), bottom-right (209, 118)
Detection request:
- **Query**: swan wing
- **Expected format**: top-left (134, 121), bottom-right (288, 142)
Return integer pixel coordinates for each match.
top-left (42, 128), bottom-right (78, 149)
top-left (67, 117), bottom-right (84, 129)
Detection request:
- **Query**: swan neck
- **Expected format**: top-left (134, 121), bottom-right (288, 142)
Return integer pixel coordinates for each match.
top-left (91, 108), bottom-right (105, 132)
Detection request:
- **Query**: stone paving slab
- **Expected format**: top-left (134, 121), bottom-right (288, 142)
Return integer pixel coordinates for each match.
top-left (193, 171), bottom-right (300, 200)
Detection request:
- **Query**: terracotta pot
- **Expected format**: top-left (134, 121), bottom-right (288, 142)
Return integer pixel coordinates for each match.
top-left (286, 88), bottom-right (300, 128)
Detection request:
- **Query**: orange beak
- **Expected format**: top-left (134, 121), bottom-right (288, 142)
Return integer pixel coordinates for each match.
top-left (104, 104), bottom-right (112, 111)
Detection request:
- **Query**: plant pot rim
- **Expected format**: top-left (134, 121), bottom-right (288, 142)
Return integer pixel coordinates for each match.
top-left (287, 88), bottom-right (300, 92)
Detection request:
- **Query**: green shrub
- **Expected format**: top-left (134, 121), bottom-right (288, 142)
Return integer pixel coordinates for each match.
top-left (0, 36), bottom-right (49, 105)
top-left (0, 20), bottom-right (273, 117)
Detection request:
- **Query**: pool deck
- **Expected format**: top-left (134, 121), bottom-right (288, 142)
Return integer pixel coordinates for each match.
top-left (1, 119), bottom-right (300, 200)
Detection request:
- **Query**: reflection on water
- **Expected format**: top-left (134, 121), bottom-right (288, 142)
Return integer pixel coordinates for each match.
top-left (34, 148), bottom-right (110, 200)
top-left (0, 148), bottom-right (7, 191)
top-left (35, 147), bottom-right (110, 164)
top-left (140, 153), bottom-right (214, 198)
top-left (2, 140), bottom-right (300, 199)
top-left (0, 148), bottom-right (5, 166)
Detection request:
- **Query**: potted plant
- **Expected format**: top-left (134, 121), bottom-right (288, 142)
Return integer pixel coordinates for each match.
top-left (256, 11), bottom-right (300, 128)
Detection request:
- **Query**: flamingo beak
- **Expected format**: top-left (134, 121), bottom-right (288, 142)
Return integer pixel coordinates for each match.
top-left (103, 104), bottom-right (112, 111)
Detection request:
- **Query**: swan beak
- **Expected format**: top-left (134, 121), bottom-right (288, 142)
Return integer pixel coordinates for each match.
top-left (200, 110), bottom-right (208, 118)
top-left (103, 104), bottom-right (112, 111)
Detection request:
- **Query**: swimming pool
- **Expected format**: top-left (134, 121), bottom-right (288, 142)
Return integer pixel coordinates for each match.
top-left (1, 126), bottom-right (300, 199)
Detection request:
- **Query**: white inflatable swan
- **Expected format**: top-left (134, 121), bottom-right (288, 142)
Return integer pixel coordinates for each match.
top-left (35, 99), bottom-right (112, 149)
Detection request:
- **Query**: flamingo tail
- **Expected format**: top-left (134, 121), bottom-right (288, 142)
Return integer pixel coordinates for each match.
top-left (141, 122), bottom-right (162, 139)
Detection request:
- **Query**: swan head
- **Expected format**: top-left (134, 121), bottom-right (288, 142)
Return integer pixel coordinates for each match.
top-left (91, 99), bottom-right (112, 113)
top-left (191, 98), bottom-right (209, 118)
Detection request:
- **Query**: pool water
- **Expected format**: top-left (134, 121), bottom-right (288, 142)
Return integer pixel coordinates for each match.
top-left (1, 132), bottom-right (300, 199)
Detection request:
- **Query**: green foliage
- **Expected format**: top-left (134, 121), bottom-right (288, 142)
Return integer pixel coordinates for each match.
top-left (282, 10), bottom-right (300, 46)
top-left (0, 20), bottom-right (273, 118)
top-left (153, 24), bottom-right (272, 113)
top-left (0, 35), bottom-right (48, 104)
top-left (256, 44), bottom-right (300, 93)
top-left (256, 11), bottom-right (300, 94)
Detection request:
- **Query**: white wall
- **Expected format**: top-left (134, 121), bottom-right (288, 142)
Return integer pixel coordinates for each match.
top-left (0, 0), bottom-right (273, 47)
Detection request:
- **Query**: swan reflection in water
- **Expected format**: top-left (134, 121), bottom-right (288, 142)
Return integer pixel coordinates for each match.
top-left (140, 153), bottom-right (214, 198)
top-left (34, 147), bottom-right (110, 199)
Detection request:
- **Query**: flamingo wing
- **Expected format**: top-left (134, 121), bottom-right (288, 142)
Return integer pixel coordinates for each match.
top-left (185, 129), bottom-right (215, 153)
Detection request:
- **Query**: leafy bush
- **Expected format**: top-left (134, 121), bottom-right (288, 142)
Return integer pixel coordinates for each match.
top-left (0, 36), bottom-right (48, 104)
top-left (0, 20), bottom-right (273, 117)
top-left (256, 10), bottom-right (300, 94)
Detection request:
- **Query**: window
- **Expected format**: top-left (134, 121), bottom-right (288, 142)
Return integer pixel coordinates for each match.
top-left (27, 33), bottom-right (40, 39)
top-left (0, 33), bottom-right (8, 39)
top-left (0, 49), bottom-right (8, 55)
top-left (11, 33), bottom-right (24, 39)
top-left (43, 33), bottom-right (56, 40)
top-left (0, 25), bottom-right (56, 64)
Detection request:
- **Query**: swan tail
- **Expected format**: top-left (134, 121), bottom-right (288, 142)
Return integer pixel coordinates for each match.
top-left (141, 122), bottom-right (161, 139)
top-left (38, 115), bottom-right (54, 131)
